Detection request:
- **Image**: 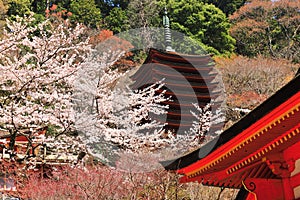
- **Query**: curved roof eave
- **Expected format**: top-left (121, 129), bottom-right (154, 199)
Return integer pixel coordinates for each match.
top-left (163, 72), bottom-right (300, 170)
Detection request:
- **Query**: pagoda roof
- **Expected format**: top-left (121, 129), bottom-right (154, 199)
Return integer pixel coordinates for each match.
top-left (162, 72), bottom-right (300, 188)
top-left (130, 48), bottom-right (221, 132)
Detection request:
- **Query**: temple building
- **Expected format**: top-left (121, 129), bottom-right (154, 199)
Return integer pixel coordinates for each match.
top-left (130, 8), bottom-right (223, 134)
top-left (163, 72), bottom-right (300, 199)
top-left (130, 48), bottom-right (221, 133)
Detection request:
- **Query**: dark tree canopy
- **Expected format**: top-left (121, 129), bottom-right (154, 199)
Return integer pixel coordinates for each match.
top-left (4, 0), bottom-right (240, 56)
top-left (104, 7), bottom-right (129, 33)
top-left (203, 0), bottom-right (247, 16)
top-left (95, 0), bottom-right (130, 17)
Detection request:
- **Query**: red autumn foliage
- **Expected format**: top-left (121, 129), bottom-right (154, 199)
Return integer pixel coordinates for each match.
top-left (45, 4), bottom-right (73, 20)
top-left (18, 166), bottom-right (127, 199)
top-left (89, 30), bottom-right (133, 51)
top-left (49, 4), bottom-right (57, 11)
top-left (12, 165), bottom-right (237, 199)
top-left (112, 51), bottom-right (138, 72)
top-left (90, 30), bottom-right (138, 72)
top-left (91, 30), bottom-right (114, 43)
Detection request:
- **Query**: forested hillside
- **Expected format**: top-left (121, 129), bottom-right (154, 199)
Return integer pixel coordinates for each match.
top-left (1, 0), bottom-right (299, 57)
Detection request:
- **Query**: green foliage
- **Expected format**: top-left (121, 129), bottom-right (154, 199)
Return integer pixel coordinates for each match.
top-left (46, 124), bottom-right (61, 137)
top-left (104, 7), bottom-right (129, 33)
top-left (55, 0), bottom-right (72, 11)
top-left (69, 0), bottom-right (102, 28)
top-left (7, 0), bottom-right (31, 17)
top-left (94, 0), bottom-right (111, 17)
top-left (203, 0), bottom-right (247, 16)
top-left (168, 0), bottom-right (235, 55)
top-left (2, 0), bottom-right (237, 58)
top-left (95, 0), bottom-right (130, 17)
top-left (30, 0), bottom-right (46, 14)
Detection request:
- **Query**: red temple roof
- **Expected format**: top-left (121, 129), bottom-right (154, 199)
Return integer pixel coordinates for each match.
top-left (163, 73), bottom-right (300, 199)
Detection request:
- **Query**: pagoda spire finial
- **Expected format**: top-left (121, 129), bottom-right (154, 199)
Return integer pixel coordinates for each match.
top-left (163, 7), bottom-right (174, 52)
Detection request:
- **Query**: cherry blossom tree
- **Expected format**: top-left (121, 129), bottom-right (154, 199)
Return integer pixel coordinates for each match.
top-left (0, 14), bottom-right (221, 175)
top-left (73, 38), bottom-right (172, 166)
top-left (0, 13), bottom-right (171, 172)
top-left (187, 103), bottom-right (212, 146)
top-left (0, 14), bottom-right (90, 157)
top-left (97, 82), bottom-right (171, 151)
